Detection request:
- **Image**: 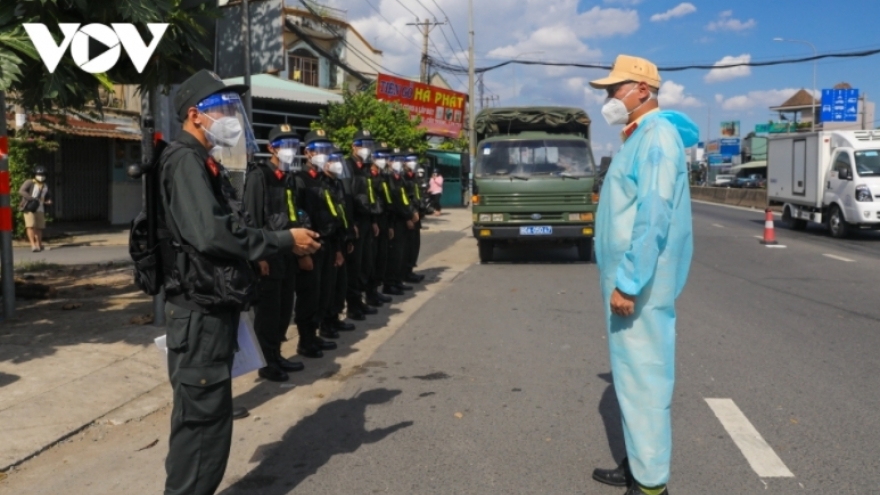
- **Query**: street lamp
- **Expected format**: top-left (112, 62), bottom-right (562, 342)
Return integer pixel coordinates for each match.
top-left (512, 51), bottom-right (544, 105)
top-left (774, 37), bottom-right (817, 131)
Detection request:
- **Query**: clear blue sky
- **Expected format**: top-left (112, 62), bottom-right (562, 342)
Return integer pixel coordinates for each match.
top-left (337, 0), bottom-right (880, 153)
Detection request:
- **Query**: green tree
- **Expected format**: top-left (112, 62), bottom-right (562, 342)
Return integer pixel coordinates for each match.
top-left (0, 0), bottom-right (218, 112)
top-left (436, 131), bottom-right (468, 152)
top-left (312, 83), bottom-right (428, 156)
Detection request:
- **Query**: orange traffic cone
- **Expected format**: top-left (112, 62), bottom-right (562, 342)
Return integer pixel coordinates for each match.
top-left (760, 208), bottom-right (778, 245)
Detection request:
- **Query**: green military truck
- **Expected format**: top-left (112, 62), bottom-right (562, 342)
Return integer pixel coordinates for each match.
top-left (471, 107), bottom-right (598, 263)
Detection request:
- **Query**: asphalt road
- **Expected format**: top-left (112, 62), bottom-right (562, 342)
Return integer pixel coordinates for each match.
top-left (13, 245), bottom-right (130, 266)
top-left (219, 201), bottom-right (880, 494)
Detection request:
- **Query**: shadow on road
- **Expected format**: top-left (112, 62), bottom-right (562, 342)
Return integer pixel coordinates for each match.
top-left (233, 265), bottom-right (449, 413)
top-left (598, 372), bottom-right (627, 463)
top-left (219, 388), bottom-right (413, 495)
top-left (488, 243), bottom-right (590, 265)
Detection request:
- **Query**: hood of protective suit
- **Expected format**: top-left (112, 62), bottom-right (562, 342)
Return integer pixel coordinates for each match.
top-left (655, 110), bottom-right (699, 148)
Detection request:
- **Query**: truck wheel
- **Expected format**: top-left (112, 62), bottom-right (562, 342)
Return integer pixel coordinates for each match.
top-left (827, 205), bottom-right (849, 238)
top-left (577, 240), bottom-right (594, 263)
top-left (478, 240), bottom-right (494, 263)
top-left (783, 206), bottom-right (807, 230)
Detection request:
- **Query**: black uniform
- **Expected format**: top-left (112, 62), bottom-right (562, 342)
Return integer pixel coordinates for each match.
top-left (293, 167), bottom-right (344, 351)
top-left (345, 158), bottom-right (376, 313)
top-left (402, 168), bottom-right (423, 278)
top-left (384, 169), bottom-right (414, 290)
top-left (370, 167), bottom-right (393, 292)
top-left (326, 171), bottom-right (355, 330)
top-left (160, 131), bottom-right (293, 495)
top-left (243, 159), bottom-right (303, 375)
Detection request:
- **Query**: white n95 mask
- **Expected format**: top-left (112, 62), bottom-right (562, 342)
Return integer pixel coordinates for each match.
top-left (277, 149), bottom-right (296, 172)
top-left (328, 161), bottom-right (344, 177)
top-left (311, 154), bottom-right (328, 168)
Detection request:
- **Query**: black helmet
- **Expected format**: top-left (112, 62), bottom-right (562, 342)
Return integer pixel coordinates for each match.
top-left (34, 166), bottom-right (47, 175)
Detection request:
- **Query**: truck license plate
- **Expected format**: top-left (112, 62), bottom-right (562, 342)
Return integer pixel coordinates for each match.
top-left (520, 226), bottom-right (552, 235)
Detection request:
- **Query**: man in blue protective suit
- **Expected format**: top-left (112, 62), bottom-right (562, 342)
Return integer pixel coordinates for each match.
top-left (588, 55), bottom-right (698, 495)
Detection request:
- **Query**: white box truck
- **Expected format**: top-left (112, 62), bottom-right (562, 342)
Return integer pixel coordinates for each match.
top-left (767, 130), bottom-right (880, 237)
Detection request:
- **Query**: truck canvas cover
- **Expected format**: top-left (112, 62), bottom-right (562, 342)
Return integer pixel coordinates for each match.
top-left (475, 107), bottom-right (591, 141)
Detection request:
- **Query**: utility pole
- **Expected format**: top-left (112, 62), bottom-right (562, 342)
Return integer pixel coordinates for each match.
top-left (478, 73), bottom-right (485, 109)
top-left (0, 91), bottom-right (14, 319)
top-left (408, 18), bottom-right (446, 84)
top-left (468, 0), bottom-right (476, 160)
top-left (242, 0), bottom-right (253, 122)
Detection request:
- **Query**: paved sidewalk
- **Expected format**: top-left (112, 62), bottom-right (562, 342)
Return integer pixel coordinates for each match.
top-left (0, 207), bottom-right (473, 473)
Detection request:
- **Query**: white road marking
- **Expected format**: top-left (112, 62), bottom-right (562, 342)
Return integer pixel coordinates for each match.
top-left (712, 223), bottom-right (726, 228)
top-left (693, 199), bottom-right (780, 215)
top-left (823, 253), bottom-right (855, 262)
top-left (765, 245), bottom-right (787, 249)
top-left (753, 235), bottom-right (764, 239)
top-left (705, 398), bottom-right (795, 478)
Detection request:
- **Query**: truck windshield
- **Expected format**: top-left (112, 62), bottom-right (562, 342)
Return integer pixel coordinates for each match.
top-left (476, 140), bottom-right (594, 178)
top-left (854, 150), bottom-right (880, 177)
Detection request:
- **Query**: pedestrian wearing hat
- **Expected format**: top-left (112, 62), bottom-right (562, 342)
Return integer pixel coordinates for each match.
top-left (588, 55), bottom-right (698, 495)
top-left (159, 69), bottom-right (320, 495)
top-left (292, 130), bottom-right (346, 357)
top-left (243, 124), bottom-right (308, 383)
top-left (19, 166), bottom-right (52, 252)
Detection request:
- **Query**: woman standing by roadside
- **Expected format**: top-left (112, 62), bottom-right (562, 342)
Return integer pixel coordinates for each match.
top-left (19, 166), bottom-right (52, 252)
top-left (428, 171), bottom-right (443, 216)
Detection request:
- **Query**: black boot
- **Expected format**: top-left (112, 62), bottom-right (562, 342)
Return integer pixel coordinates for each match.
top-left (319, 322), bottom-right (340, 339)
top-left (258, 363), bottom-right (289, 382)
top-left (276, 351), bottom-right (304, 372)
top-left (404, 272), bottom-right (425, 283)
top-left (296, 340), bottom-right (324, 358)
top-left (382, 284), bottom-right (404, 296)
top-left (348, 306), bottom-right (366, 320)
top-left (394, 283), bottom-right (413, 291)
top-left (374, 289), bottom-right (392, 302)
top-left (592, 457), bottom-right (632, 487)
top-left (361, 304), bottom-right (378, 315)
top-left (313, 336), bottom-right (337, 350)
top-left (331, 317), bottom-right (356, 331)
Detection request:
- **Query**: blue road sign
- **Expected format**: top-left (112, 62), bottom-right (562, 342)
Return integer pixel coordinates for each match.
top-left (821, 88), bottom-right (859, 123)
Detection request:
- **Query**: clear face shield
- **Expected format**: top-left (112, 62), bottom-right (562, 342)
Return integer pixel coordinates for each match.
top-left (270, 138), bottom-right (301, 173)
top-left (197, 92), bottom-right (258, 170)
top-left (354, 139), bottom-right (375, 164)
top-left (405, 154), bottom-right (419, 173)
top-left (327, 151), bottom-right (347, 178)
top-left (372, 151), bottom-right (389, 170)
top-left (390, 155), bottom-right (405, 174)
top-left (306, 141), bottom-right (334, 170)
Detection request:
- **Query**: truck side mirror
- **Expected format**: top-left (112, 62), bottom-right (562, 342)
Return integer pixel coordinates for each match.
top-left (841, 168), bottom-right (852, 180)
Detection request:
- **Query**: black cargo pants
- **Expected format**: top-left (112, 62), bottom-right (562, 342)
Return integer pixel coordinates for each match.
top-left (386, 218), bottom-right (407, 286)
top-left (404, 217), bottom-right (421, 276)
top-left (294, 247), bottom-right (326, 343)
top-left (370, 215), bottom-right (390, 289)
top-left (164, 303), bottom-right (238, 495)
top-left (346, 219), bottom-right (370, 307)
top-left (253, 261), bottom-right (295, 363)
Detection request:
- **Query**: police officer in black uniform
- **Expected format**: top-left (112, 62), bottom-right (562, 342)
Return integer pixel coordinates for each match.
top-left (402, 150), bottom-right (426, 283)
top-left (344, 130), bottom-right (381, 318)
top-left (325, 149), bottom-right (357, 334)
top-left (383, 150), bottom-right (417, 295)
top-left (293, 130), bottom-right (345, 356)
top-left (159, 70), bottom-right (320, 495)
top-left (243, 124), bottom-right (307, 382)
top-left (367, 146), bottom-right (396, 297)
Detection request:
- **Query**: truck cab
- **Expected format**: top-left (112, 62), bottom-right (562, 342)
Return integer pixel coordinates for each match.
top-left (471, 107), bottom-right (597, 262)
top-left (823, 132), bottom-right (880, 236)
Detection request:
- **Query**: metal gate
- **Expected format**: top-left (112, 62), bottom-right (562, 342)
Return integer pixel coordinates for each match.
top-left (58, 138), bottom-right (110, 221)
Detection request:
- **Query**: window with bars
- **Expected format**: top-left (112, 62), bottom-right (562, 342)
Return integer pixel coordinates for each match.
top-left (289, 49), bottom-right (319, 87)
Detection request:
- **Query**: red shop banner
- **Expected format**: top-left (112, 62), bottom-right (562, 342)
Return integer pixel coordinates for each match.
top-left (376, 73), bottom-right (467, 139)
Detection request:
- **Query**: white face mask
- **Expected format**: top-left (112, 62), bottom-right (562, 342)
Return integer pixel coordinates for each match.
top-left (356, 148), bottom-right (371, 161)
top-left (391, 161), bottom-right (403, 173)
top-left (602, 85), bottom-right (652, 126)
top-left (406, 161), bottom-right (417, 170)
top-left (311, 153), bottom-right (328, 168)
top-left (328, 161), bottom-right (344, 177)
top-left (35, 175), bottom-right (46, 183)
top-left (276, 149), bottom-right (296, 172)
top-left (202, 114), bottom-right (243, 148)
top-left (374, 158), bottom-right (387, 168)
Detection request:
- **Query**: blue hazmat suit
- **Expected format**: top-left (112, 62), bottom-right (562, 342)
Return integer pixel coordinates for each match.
top-left (594, 110), bottom-right (698, 487)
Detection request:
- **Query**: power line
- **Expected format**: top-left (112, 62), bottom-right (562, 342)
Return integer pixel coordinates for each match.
top-left (362, 0), bottom-right (422, 52)
top-left (428, 0), bottom-right (467, 55)
top-left (427, 46), bottom-right (880, 75)
top-left (393, 0), bottom-right (419, 20)
top-left (296, 0), bottom-right (405, 78)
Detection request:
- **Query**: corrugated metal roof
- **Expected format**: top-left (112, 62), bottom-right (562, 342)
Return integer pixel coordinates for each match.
top-left (8, 113), bottom-right (142, 141)
top-left (223, 74), bottom-right (343, 104)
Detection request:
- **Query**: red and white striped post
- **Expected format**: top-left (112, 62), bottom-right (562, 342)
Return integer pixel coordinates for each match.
top-left (0, 90), bottom-right (16, 319)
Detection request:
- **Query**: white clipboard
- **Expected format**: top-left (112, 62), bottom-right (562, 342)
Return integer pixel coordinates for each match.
top-left (154, 312), bottom-right (266, 379)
